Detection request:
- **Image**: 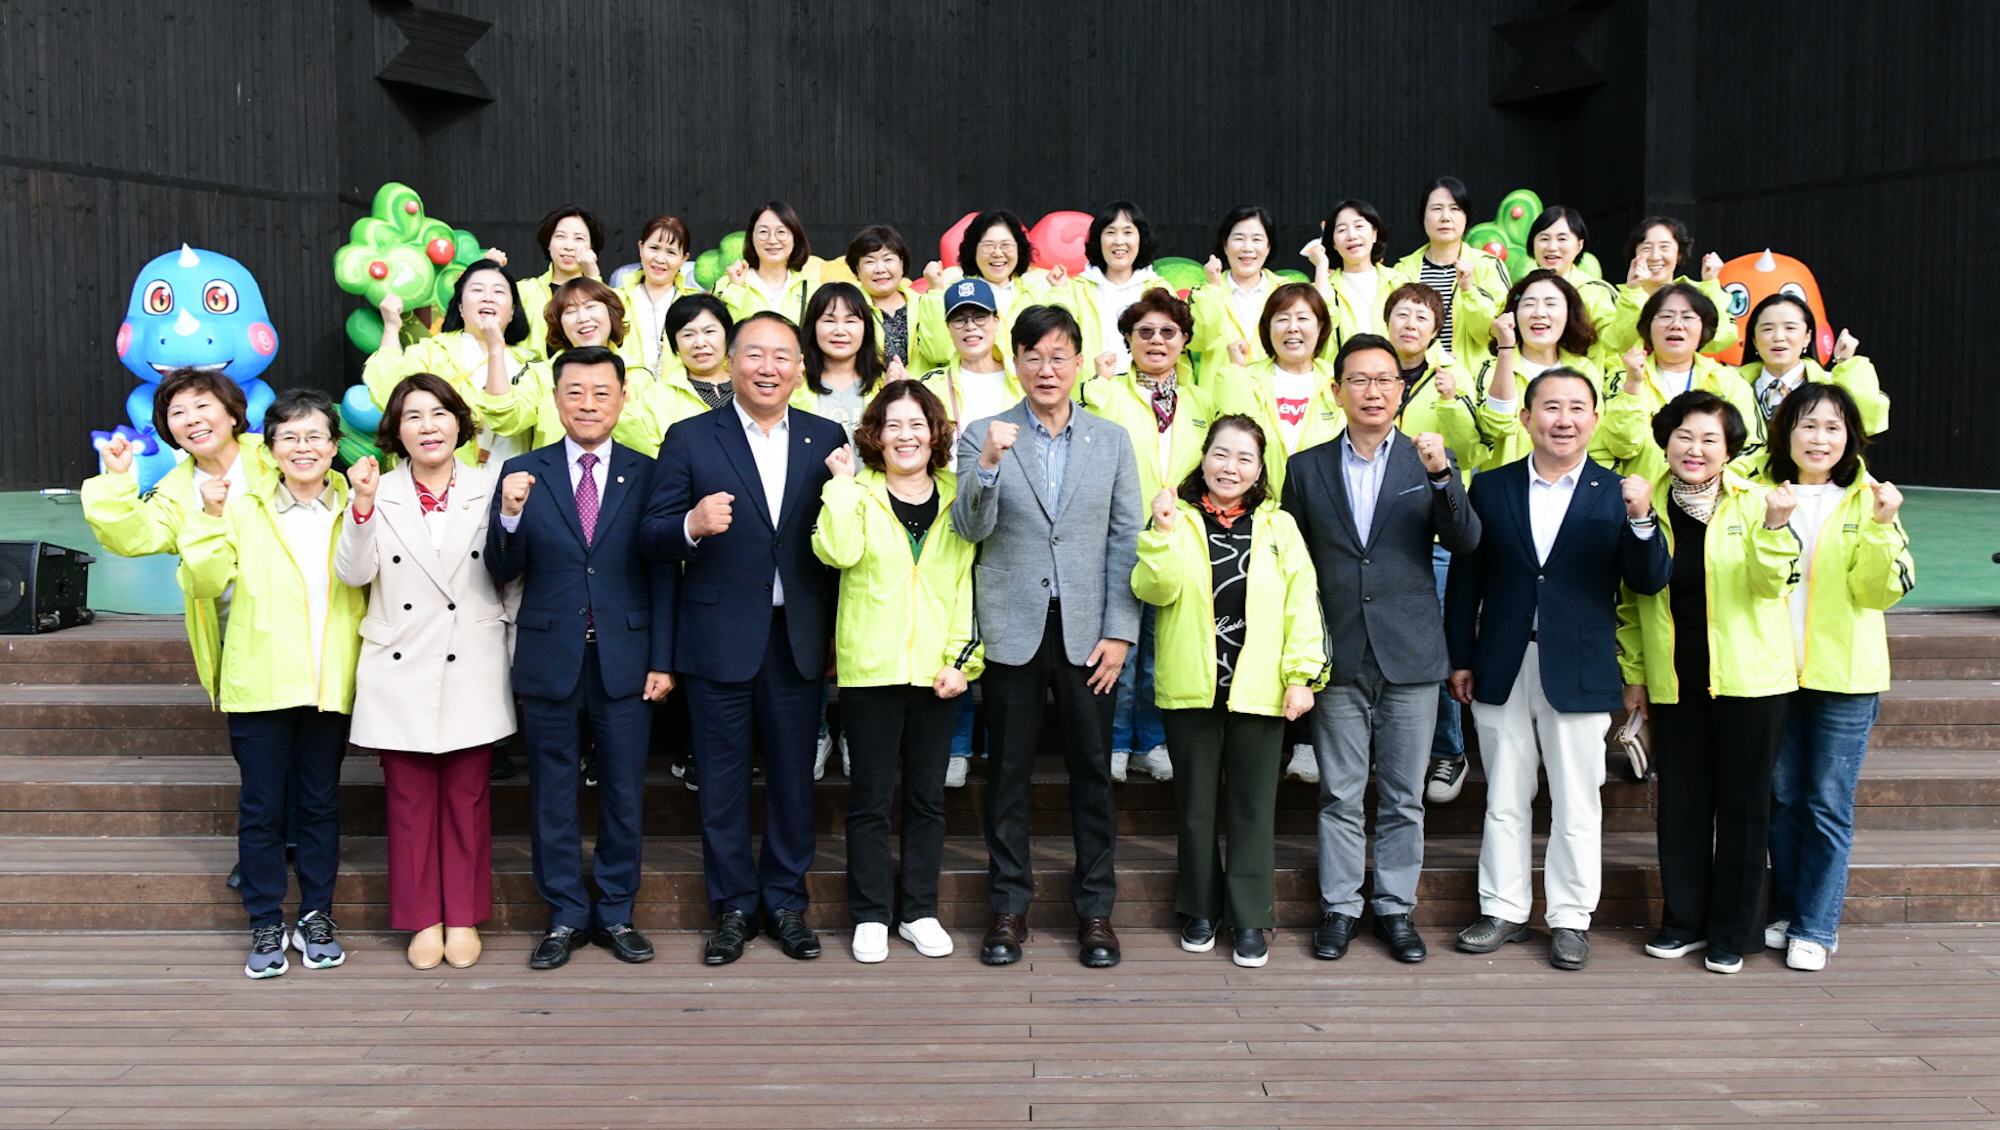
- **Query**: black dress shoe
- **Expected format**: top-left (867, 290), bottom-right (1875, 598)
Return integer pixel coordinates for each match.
top-left (764, 908), bottom-right (822, 960)
top-left (1372, 913), bottom-right (1428, 963)
top-left (528, 924), bottom-right (589, 970)
top-left (1313, 912), bottom-right (1360, 960)
top-left (1078, 917), bottom-right (1121, 968)
top-left (1180, 917), bottom-right (1218, 953)
top-left (1457, 914), bottom-right (1531, 954)
top-left (982, 914), bottom-right (1027, 965)
top-left (226, 861), bottom-right (243, 890)
top-left (592, 922), bottom-right (655, 963)
top-left (1232, 928), bottom-right (1270, 968)
top-left (1549, 927), bottom-right (1590, 970)
top-left (704, 909), bottom-right (755, 965)
top-left (489, 751), bottom-right (517, 781)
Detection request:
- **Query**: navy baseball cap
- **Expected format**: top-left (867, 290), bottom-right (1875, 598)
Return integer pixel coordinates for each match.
top-left (942, 277), bottom-right (998, 316)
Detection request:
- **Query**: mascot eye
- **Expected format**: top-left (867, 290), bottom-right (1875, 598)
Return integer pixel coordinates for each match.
top-left (203, 280), bottom-right (239, 314)
top-left (1778, 282), bottom-right (1807, 301)
top-left (1722, 282), bottom-right (1749, 319)
top-left (144, 281), bottom-right (174, 315)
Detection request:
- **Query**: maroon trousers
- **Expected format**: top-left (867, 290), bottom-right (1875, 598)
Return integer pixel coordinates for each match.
top-left (381, 746), bottom-right (493, 930)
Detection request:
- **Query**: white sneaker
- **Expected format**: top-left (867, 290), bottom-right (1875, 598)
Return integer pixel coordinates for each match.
top-left (814, 731), bottom-right (834, 781)
top-left (1764, 919), bottom-right (1791, 950)
top-left (1133, 745), bottom-right (1173, 781)
top-left (898, 917), bottom-right (954, 957)
top-left (1285, 744), bottom-right (1319, 784)
top-left (1786, 938), bottom-right (1829, 971)
top-left (1110, 749), bottom-right (1130, 783)
top-left (851, 921), bottom-right (889, 963)
top-left (944, 757), bottom-right (969, 788)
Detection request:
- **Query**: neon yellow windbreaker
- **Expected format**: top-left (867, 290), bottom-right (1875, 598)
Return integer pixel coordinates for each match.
top-left (1394, 244), bottom-right (1512, 362)
top-left (1204, 359), bottom-right (1345, 500)
top-left (1458, 267), bottom-right (1620, 353)
top-left (811, 469), bottom-right (984, 687)
top-left (617, 276), bottom-right (705, 376)
top-left (911, 270), bottom-right (1069, 373)
top-left (1081, 372), bottom-right (1214, 504)
top-left (1188, 269), bottom-right (1287, 386)
top-left (1131, 499), bottom-right (1329, 714)
top-left (1601, 277), bottom-right (1741, 356)
top-left (1596, 353), bottom-right (1762, 480)
top-left (1065, 266), bottom-right (1173, 366)
top-left (716, 268), bottom-right (816, 327)
top-left (1314, 262), bottom-right (1415, 349)
top-left (1757, 468), bottom-right (1915, 694)
top-left (1394, 342), bottom-right (1489, 476)
top-left (919, 357), bottom-right (1026, 431)
top-left (1738, 355), bottom-right (1891, 472)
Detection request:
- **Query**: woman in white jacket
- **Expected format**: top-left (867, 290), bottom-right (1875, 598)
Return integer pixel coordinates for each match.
top-left (336, 373), bottom-right (516, 971)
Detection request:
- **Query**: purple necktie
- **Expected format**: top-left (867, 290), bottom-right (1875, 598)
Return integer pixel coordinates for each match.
top-left (576, 451), bottom-right (600, 545)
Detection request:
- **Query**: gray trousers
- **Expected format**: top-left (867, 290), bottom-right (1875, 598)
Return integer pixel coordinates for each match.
top-left (1311, 645), bottom-right (1438, 917)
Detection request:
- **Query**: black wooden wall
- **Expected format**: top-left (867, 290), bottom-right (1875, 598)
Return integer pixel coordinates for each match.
top-left (2, 0), bottom-right (1990, 487)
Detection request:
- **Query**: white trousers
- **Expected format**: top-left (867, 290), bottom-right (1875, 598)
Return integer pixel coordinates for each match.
top-left (1469, 642), bottom-right (1608, 929)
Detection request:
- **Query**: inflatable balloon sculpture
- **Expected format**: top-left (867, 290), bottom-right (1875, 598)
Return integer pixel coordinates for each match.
top-left (95, 244), bottom-right (281, 490)
top-left (1464, 188), bottom-right (1604, 280)
top-left (1711, 249), bottom-right (1835, 366)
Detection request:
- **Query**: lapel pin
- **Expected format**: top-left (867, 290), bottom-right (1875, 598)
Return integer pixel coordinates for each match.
top-left (805, 437), bottom-right (812, 444)
top-left (617, 476), bottom-right (625, 483)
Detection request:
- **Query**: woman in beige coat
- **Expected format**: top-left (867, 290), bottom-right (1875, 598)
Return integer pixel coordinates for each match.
top-left (335, 373), bottom-right (516, 970)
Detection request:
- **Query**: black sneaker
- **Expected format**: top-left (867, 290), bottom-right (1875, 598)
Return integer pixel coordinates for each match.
top-left (1424, 757), bottom-right (1468, 803)
top-left (244, 923), bottom-right (289, 979)
top-left (1232, 928), bottom-right (1270, 968)
top-left (581, 756), bottom-right (598, 788)
top-left (1179, 917), bottom-right (1217, 953)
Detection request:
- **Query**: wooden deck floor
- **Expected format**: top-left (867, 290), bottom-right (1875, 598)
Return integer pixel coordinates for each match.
top-left (1, 925), bottom-right (1998, 1128)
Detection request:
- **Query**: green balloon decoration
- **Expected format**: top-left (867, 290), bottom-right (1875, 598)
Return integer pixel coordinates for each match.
top-left (1274, 268), bottom-right (1310, 285)
top-left (333, 183), bottom-right (487, 350)
top-left (690, 230), bottom-right (748, 291)
top-left (1153, 256), bottom-right (1205, 294)
top-left (1466, 188), bottom-right (1544, 276)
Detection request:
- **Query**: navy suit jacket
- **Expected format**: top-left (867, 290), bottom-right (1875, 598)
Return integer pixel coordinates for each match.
top-left (484, 440), bottom-right (676, 701)
top-left (1444, 456), bottom-right (1672, 713)
top-left (640, 403), bottom-right (844, 683)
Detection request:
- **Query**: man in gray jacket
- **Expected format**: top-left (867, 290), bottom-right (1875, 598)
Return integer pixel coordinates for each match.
top-left (953, 304), bottom-right (1142, 969)
top-left (1282, 333), bottom-right (1481, 966)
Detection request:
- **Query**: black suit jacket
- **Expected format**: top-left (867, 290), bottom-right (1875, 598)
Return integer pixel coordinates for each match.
top-left (484, 440), bottom-right (676, 701)
top-left (1282, 430), bottom-right (1481, 686)
top-left (1444, 456), bottom-right (1673, 713)
top-left (640, 403), bottom-right (845, 683)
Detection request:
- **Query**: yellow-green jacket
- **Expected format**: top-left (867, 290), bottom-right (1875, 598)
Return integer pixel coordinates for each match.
top-left (1761, 469), bottom-right (1914, 694)
top-left (1458, 267), bottom-right (1620, 351)
top-left (861, 282), bottom-right (930, 367)
top-left (1205, 359), bottom-right (1345, 500)
top-left (1065, 266), bottom-right (1173, 365)
top-left (1394, 245), bottom-right (1512, 361)
top-left (1315, 263), bottom-right (1415, 350)
top-left (80, 439), bottom-right (280, 702)
top-left (1394, 343), bottom-right (1489, 476)
top-left (1616, 471), bottom-right (1799, 703)
top-left (919, 357), bottom-right (1025, 430)
top-left (1467, 349), bottom-right (1617, 471)
top-left (476, 357), bottom-right (663, 457)
top-left (1132, 499), bottom-right (1329, 715)
top-left (178, 476), bottom-right (368, 714)
top-left (1081, 373), bottom-right (1213, 503)
top-left (812, 469), bottom-right (984, 687)
top-left (615, 366), bottom-right (716, 456)
top-left (1188, 269), bottom-right (1286, 386)
top-left (716, 268), bottom-right (815, 326)
top-left (1601, 277), bottom-right (1740, 356)
top-left (911, 270), bottom-right (1068, 373)
top-left (1738, 355), bottom-right (1890, 462)
top-left (1597, 353), bottom-right (1761, 480)
top-left (617, 276), bottom-right (705, 376)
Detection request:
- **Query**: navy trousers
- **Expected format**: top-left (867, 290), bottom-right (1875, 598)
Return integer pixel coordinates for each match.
top-left (686, 607), bottom-right (823, 918)
top-left (519, 644), bottom-right (653, 931)
top-left (227, 706), bottom-right (348, 928)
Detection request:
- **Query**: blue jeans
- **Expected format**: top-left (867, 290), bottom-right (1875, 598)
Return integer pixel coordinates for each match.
top-left (1769, 689), bottom-right (1879, 947)
top-left (1111, 606), bottom-right (1165, 754)
top-left (951, 687), bottom-right (978, 759)
top-left (1431, 544), bottom-right (1464, 761)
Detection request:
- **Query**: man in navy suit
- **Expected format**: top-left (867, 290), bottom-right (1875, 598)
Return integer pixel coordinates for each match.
top-left (642, 312), bottom-right (847, 966)
top-left (486, 345), bottom-right (676, 971)
top-left (1444, 365), bottom-right (1672, 970)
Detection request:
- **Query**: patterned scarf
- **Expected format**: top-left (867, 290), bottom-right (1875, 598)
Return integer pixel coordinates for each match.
top-left (1199, 492), bottom-right (1247, 529)
top-left (1670, 475), bottom-right (1721, 524)
top-left (413, 474), bottom-right (453, 515)
top-left (1140, 372), bottom-right (1177, 433)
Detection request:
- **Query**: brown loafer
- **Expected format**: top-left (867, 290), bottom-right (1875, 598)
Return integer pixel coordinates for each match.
top-left (1078, 917), bottom-right (1121, 968)
top-left (981, 913), bottom-right (1028, 965)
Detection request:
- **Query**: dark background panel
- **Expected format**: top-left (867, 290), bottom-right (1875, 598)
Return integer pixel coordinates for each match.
top-left (0, 0), bottom-right (1986, 488)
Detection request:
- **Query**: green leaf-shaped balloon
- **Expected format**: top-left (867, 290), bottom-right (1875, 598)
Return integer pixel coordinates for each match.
top-left (1496, 189), bottom-right (1543, 247)
top-left (336, 182), bottom-right (487, 337)
top-left (694, 248), bottom-right (725, 291)
top-left (718, 230), bottom-right (746, 265)
top-left (345, 307), bottom-right (384, 353)
top-left (1153, 256), bottom-right (1205, 294)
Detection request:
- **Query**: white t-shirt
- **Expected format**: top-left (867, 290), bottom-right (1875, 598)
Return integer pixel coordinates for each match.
top-left (190, 453), bottom-right (249, 629)
top-left (956, 367), bottom-right (1015, 437)
top-left (1081, 267), bottom-right (1152, 368)
top-left (986, 279), bottom-right (1016, 313)
top-left (1656, 364), bottom-right (1697, 399)
top-left (1228, 278), bottom-right (1265, 336)
top-left (1336, 269), bottom-right (1382, 334)
top-left (1271, 367), bottom-right (1317, 452)
top-left (1787, 482), bottom-right (1845, 669)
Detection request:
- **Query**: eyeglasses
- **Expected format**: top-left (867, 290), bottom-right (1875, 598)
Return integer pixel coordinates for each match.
top-left (1342, 376), bottom-right (1404, 391)
top-left (270, 431), bottom-right (332, 449)
top-left (947, 310), bottom-right (994, 328)
top-left (1020, 356), bottom-right (1073, 373)
top-left (1132, 326), bottom-right (1182, 342)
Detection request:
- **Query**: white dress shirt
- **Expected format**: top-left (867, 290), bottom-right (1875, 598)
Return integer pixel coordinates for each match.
top-left (497, 435), bottom-right (610, 535)
top-left (1527, 455), bottom-right (1583, 565)
top-left (684, 401), bottom-right (790, 606)
top-left (1340, 432), bottom-right (1397, 546)
top-left (1753, 363), bottom-right (1808, 419)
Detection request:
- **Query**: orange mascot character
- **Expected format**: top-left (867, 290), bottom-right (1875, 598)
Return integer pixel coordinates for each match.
top-left (1714, 249), bottom-right (1834, 364)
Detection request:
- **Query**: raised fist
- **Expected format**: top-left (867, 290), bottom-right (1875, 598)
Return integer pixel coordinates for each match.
top-left (499, 471), bottom-right (535, 517)
top-left (199, 476), bottom-right (232, 517)
top-left (978, 421), bottom-right (1020, 472)
top-left (688, 491), bottom-right (735, 538)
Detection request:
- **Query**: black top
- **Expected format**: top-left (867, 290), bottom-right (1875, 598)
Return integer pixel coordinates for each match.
top-left (881, 305), bottom-right (910, 366)
top-left (690, 377), bottom-right (733, 410)
top-left (1667, 501), bottom-right (1711, 697)
top-left (889, 489), bottom-right (938, 551)
top-left (1202, 508), bottom-right (1255, 692)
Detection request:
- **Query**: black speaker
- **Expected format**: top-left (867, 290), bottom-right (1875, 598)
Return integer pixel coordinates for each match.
top-left (0, 542), bottom-right (96, 634)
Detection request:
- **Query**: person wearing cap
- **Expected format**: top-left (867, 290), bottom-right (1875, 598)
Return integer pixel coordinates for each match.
top-left (921, 278), bottom-right (1025, 436)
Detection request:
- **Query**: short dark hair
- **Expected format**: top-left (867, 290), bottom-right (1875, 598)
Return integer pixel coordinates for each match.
top-left (1503, 269), bottom-right (1600, 354)
top-left (959, 210), bottom-right (1031, 280)
top-left (845, 224), bottom-right (911, 276)
top-left (1085, 201), bottom-right (1160, 271)
top-left (1211, 205), bottom-right (1276, 263)
top-left (1421, 176), bottom-right (1472, 216)
top-left (1323, 199), bottom-right (1388, 265)
top-left (1638, 281), bottom-right (1721, 351)
top-left (1383, 282), bottom-right (1444, 340)
top-left (1177, 414), bottom-right (1271, 513)
top-left (377, 373), bottom-right (475, 459)
top-left (1116, 288), bottom-right (1193, 340)
top-left (1764, 381), bottom-right (1868, 488)
top-left (263, 387), bottom-right (340, 441)
top-left (1625, 215), bottom-right (1694, 276)
top-left (743, 201), bottom-right (811, 271)
top-left (638, 214), bottom-right (691, 251)
top-left (1258, 283), bottom-right (1331, 359)
top-left (536, 206), bottom-right (605, 252)
top-left (1652, 389), bottom-right (1747, 458)
top-left (1529, 205), bottom-right (1590, 248)
top-left (854, 380), bottom-right (953, 473)
top-left (731, 310), bottom-right (804, 354)
top-left (664, 293), bottom-right (733, 350)
top-left (1011, 303), bottom-right (1082, 355)
top-left (543, 277), bottom-right (628, 355)
top-left (802, 282), bottom-right (886, 397)
top-left (1746, 292), bottom-right (1820, 369)
top-left (1332, 333), bottom-right (1400, 380)
top-left (551, 344), bottom-right (626, 388)
top-left (1523, 366), bottom-right (1599, 409)
top-left (439, 261), bottom-right (530, 345)
top-left (151, 367), bottom-right (249, 449)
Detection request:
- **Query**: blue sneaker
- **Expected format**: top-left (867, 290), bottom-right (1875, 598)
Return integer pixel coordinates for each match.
top-left (290, 911), bottom-right (345, 970)
top-left (244, 924), bottom-right (289, 979)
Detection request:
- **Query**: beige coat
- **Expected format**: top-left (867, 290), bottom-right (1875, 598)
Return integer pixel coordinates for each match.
top-left (334, 463), bottom-right (517, 753)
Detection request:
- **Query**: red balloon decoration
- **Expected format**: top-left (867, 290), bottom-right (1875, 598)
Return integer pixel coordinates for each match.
top-left (1028, 211), bottom-right (1092, 273)
top-left (938, 212), bottom-right (977, 270)
top-left (425, 237), bottom-right (456, 266)
top-left (367, 260), bottom-right (389, 280)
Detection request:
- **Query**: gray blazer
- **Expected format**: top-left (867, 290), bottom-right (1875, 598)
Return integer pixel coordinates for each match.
top-left (952, 400), bottom-right (1143, 667)
top-left (1281, 429), bottom-right (1481, 686)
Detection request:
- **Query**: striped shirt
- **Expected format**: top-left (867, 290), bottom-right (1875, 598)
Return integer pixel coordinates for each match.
top-left (1419, 257), bottom-right (1457, 344)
